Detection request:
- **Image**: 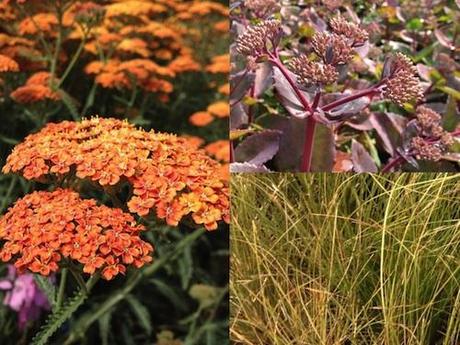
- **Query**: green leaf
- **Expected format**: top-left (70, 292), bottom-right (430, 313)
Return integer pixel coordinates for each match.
top-left (437, 86), bottom-right (460, 101)
top-left (126, 294), bottom-right (152, 335)
top-left (33, 275), bottom-right (56, 309)
top-left (443, 95), bottom-right (460, 131)
top-left (150, 278), bottom-right (188, 313)
top-left (58, 90), bottom-right (80, 120)
top-left (0, 135), bottom-right (19, 145)
top-left (98, 311), bottom-right (112, 345)
top-left (406, 18), bottom-right (423, 31)
top-left (179, 245), bottom-right (193, 289)
top-left (31, 290), bottom-right (87, 345)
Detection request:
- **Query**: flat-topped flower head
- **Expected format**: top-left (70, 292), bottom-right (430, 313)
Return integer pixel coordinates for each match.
top-left (382, 53), bottom-right (424, 107)
top-left (3, 117), bottom-right (229, 230)
top-left (330, 15), bottom-right (368, 46)
top-left (0, 54), bottom-right (19, 72)
top-left (0, 189), bottom-right (153, 280)
top-left (10, 71), bottom-right (60, 104)
top-left (289, 55), bottom-right (338, 86)
top-left (235, 19), bottom-right (281, 58)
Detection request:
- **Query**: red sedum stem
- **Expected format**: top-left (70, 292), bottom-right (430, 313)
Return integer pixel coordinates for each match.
top-left (268, 53), bottom-right (318, 171)
top-left (321, 87), bottom-right (381, 112)
top-left (268, 55), bottom-right (312, 113)
top-left (300, 117), bottom-right (317, 172)
top-left (381, 155), bottom-right (405, 173)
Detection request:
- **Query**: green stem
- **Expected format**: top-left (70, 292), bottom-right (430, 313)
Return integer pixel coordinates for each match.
top-left (65, 228), bottom-right (206, 344)
top-left (0, 176), bottom-right (17, 213)
top-left (68, 264), bottom-right (88, 294)
top-left (50, 2), bottom-right (64, 84)
top-left (57, 31), bottom-right (88, 88)
top-left (56, 268), bottom-right (68, 310)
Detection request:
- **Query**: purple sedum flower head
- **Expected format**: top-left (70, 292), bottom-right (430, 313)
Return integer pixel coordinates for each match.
top-left (0, 265), bottom-right (51, 329)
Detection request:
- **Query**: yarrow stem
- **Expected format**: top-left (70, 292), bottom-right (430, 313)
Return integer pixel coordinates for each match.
top-left (64, 228), bottom-right (206, 344)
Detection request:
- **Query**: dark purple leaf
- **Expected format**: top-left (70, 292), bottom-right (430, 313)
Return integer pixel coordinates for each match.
top-left (273, 68), bottom-right (310, 118)
top-left (310, 124), bottom-right (336, 172)
top-left (326, 97), bottom-right (371, 118)
top-left (370, 112), bottom-right (407, 155)
top-left (230, 102), bottom-right (248, 129)
top-left (325, 45), bottom-right (334, 64)
top-left (259, 115), bottom-right (335, 171)
top-left (434, 29), bottom-right (454, 50)
top-left (443, 95), bottom-right (460, 131)
top-left (351, 140), bottom-right (378, 172)
top-left (230, 162), bottom-right (271, 173)
top-left (416, 63), bottom-right (432, 81)
top-left (234, 130), bottom-right (282, 165)
top-left (345, 112), bottom-right (373, 131)
top-left (260, 115), bottom-right (304, 171)
top-left (382, 56), bottom-right (394, 79)
top-left (254, 63), bottom-right (274, 98)
top-left (230, 70), bottom-right (255, 104)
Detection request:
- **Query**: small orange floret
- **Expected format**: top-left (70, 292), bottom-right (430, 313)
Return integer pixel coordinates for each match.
top-left (0, 189), bottom-right (153, 279)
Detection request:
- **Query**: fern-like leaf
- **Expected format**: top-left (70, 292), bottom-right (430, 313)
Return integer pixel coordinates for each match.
top-left (31, 290), bottom-right (87, 345)
top-left (126, 294), bottom-right (152, 335)
top-left (58, 89), bottom-right (80, 121)
top-left (33, 275), bottom-right (56, 309)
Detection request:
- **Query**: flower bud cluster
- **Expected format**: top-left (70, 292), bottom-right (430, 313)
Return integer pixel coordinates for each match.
top-left (312, 32), bottom-right (354, 65)
top-left (289, 55), bottom-right (338, 86)
top-left (383, 53), bottom-right (424, 107)
top-left (330, 15), bottom-right (369, 46)
top-left (235, 19), bottom-right (281, 57)
top-left (244, 0), bottom-right (278, 17)
top-left (409, 106), bottom-right (453, 161)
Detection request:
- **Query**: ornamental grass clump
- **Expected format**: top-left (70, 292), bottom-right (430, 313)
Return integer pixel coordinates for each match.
top-left (230, 2), bottom-right (460, 172)
top-left (231, 173), bottom-right (460, 345)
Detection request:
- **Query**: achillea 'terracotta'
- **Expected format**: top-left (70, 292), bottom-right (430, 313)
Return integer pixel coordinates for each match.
top-left (3, 117), bottom-right (229, 230)
top-left (0, 189), bottom-right (153, 280)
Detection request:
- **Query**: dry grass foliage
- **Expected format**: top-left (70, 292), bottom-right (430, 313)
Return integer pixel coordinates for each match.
top-left (231, 173), bottom-right (460, 345)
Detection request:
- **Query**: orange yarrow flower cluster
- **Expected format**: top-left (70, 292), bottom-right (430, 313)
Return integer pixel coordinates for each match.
top-left (85, 59), bottom-right (174, 92)
top-left (189, 101), bottom-right (229, 127)
top-left (10, 71), bottom-right (60, 104)
top-left (0, 189), bottom-right (153, 280)
top-left (206, 54), bottom-right (229, 74)
top-left (3, 117), bottom-right (229, 230)
top-left (0, 54), bottom-right (19, 72)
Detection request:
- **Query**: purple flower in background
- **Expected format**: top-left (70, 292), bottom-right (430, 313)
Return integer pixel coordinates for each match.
top-left (0, 265), bottom-right (50, 329)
